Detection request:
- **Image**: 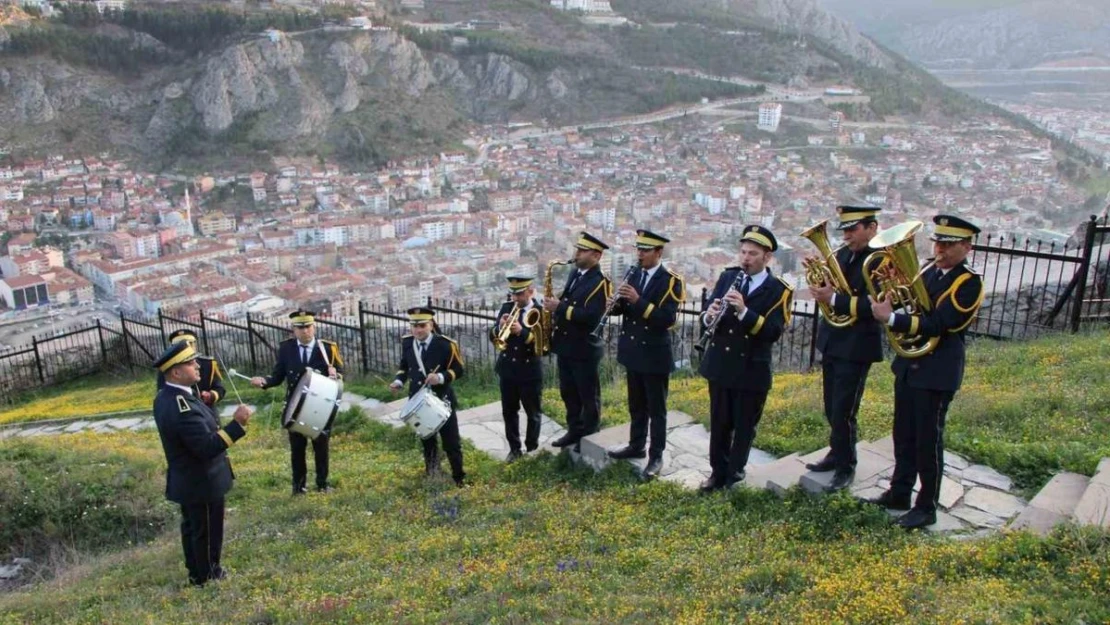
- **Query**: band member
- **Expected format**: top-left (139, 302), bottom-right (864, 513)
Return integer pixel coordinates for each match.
top-left (807, 204), bottom-right (884, 492)
top-left (152, 341), bottom-right (253, 587)
top-left (390, 307), bottom-right (467, 486)
top-left (250, 310), bottom-right (344, 495)
top-left (490, 276), bottom-right (544, 461)
top-left (698, 226), bottom-right (793, 492)
top-left (156, 329), bottom-right (227, 407)
top-left (868, 215), bottom-right (984, 529)
top-left (606, 230), bottom-right (686, 479)
top-left (543, 232), bottom-right (612, 449)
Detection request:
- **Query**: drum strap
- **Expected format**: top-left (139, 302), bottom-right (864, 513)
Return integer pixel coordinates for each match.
top-left (315, 340), bottom-right (332, 369)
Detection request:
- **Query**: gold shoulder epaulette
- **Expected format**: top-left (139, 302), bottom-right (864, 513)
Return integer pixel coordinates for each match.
top-left (777, 276), bottom-right (794, 291)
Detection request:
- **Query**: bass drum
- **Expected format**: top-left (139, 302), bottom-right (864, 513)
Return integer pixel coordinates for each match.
top-left (282, 369), bottom-right (341, 440)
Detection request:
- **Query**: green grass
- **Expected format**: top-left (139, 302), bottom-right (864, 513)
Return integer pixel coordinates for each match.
top-left (2, 418), bottom-right (1109, 622)
top-left (1, 333), bottom-right (1110, 621)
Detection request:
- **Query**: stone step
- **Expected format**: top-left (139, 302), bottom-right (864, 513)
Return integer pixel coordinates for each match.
top-left (799, 447), bottom-right (895, 495)
top-left (1009, 472), bottom-right (1090, 535)
top-left (1092, 457), bottom-right (1110, 487)
top-left (1073, 482), bottom-right (1110, 529)
top-left (742, 453), bottom-right (800, 490)
top-left (575, 410), bottom-right (695, 472)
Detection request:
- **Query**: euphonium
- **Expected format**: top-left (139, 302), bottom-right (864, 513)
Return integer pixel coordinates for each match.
top-left (800, 219), bottom-right (855, 328)
top-left (862, 220), bottom-right (940, 358)
top-left (493, 301), bottom-right (521, 352)
top-left (539, 258), bottom-right (574, 356)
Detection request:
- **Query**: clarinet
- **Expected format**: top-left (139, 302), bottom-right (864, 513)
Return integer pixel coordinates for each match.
top-left (694, 270), bottom-right (745, 353)
top-left (590, 261), bottom-right (641, 338)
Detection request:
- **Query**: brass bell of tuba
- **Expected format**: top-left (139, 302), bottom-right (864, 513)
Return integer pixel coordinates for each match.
top-left (800, 219), bottom-right (855, 328)
top-left (862, 220), bottom-right (940, 358)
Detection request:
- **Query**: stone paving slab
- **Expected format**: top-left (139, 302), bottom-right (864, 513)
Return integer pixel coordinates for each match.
top-left (0, 428), bottom-right (19, 440)
top-left (1073, 482), bottom-right (1110, 528)
top-left (949, 505), bottom-right (1007, 529)
top-left (1010, 507), bottom-right (1070, 535)
top-left (799, 448), bottom-right (894, 494)
top-left (1025, 472), bottom-right (1089, 516)
top-left (742, 453), bottom-right (799, 490)
top-left (963, 487), bottom-right (1025, 519)
top-left (962, 464), bottom-right (1013, 492)
top-left (63, 421), bottom-right (91, 433)
top-left (924, 511), bottom-right (968, 533)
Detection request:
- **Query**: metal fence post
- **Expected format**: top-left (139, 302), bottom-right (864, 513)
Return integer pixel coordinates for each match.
top-left (199, 309), bottom-right (210, 354)
top-left (96, 318), bottom-right (108, 366)
top-left (120, 310), bottom-right (134, 371)
top-left (1071, 215), bottom-right (1098, 333)
top-left (246, 312), bottom-right (258, 372)
top-left (31, 335), bottom-right (45, 383)
top-left (358, 300), bottom-right (369, 373)
top-left (157, 307), bottom-right (167, 346)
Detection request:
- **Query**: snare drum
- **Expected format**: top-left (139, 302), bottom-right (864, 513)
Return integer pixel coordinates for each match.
top-left (282, 369), bottom-right (342, 440)
top-left (399, 386), bottom-right (452, 440)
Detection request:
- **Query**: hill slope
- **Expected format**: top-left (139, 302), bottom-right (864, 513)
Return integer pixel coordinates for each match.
top-left (821, 0), bottom-right (1110, 69)
top-left (1, 2), bottom-right (972, 167)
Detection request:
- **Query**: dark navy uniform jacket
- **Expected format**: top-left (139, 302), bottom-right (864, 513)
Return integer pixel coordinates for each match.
top-left (156, 356), bottom-right (228, 404)
top-left (611, 264), bottom-right (686, 375)
top-left (490, 299), bottom-right (543, 381)
top-left (890, 261), bottom-right (983, 392)
top-left (261, 338), bottom-right (344, 399)
top-left (816, 246), bottom-right (885, 364)
top-left (394, 334), bottom-right (466, 408)
top-left (153, 384), bottom-right (246, 504)
top-left (551, 265), bottom-right (611, 362)
top-left (698, 268), bottom-right (794, 391)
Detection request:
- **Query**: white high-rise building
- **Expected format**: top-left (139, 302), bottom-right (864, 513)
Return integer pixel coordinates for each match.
top-left (758, 103), bottom-right (782, 132)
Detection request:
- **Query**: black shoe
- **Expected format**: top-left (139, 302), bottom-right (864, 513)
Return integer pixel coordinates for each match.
top-left (608, 445), bottom-right (647, 460)
top-left (210, 566), bottom-right (227, 581)
top-left (507, 449), bottom-right (523, 462)
top-left (805, 456), bottom-right (836, 472)
top-left (525, 442), bottom-right (539, 453)
top-left (824, 471), bottom-right (854, 493)
top-left (292, 486), bottom-right (307, 496)
top-left (866, 489), bottom-right (911, 510)
top-left (551, 433), bottom-right (580, 448)
top-left (454, 477), bottom-right (467, 488)
top-left (896, 508), bottom-right (937, 530)
top-left (316, 484), bottom-right (333, 493)
top-left (699, 476), bottom-right (725, 493)
top-left (641, 457), bottom-right (663, 480)
top-left (725, 470), bottom-right (747, 488)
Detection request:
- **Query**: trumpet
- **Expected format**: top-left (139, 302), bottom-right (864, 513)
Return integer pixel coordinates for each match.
top-left (492, 301), bottom-right (521, 352)
top-left (694, 270), bottom-right (745, 353)
top-left (590, 261), bottom-right (639, 338)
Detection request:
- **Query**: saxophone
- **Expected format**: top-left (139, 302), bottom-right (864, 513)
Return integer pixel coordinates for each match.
top-left (539, 258), bottom-right (574, 356)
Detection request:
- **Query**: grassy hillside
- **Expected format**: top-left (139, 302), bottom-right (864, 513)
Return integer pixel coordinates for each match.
top-left (9, 331), bottom-right (1106, 491)
top-left (0, 332), bottom-right (1108, 622)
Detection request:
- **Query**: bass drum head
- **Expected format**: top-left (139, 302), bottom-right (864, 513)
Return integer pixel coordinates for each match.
top-left (282, 370), bottom-right (315, 427)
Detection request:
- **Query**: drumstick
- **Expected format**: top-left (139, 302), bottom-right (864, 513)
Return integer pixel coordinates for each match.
top-left (215, 355), bottom-right (244, 405)
top-left (226, 368), bottom-right (255, 383)
top-left (421, 365), bottom-right (441, 387)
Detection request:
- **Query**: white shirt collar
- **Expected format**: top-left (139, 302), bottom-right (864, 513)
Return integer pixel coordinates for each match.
top-left (165, 382), bottom-right (193, 395)
top-left (641, 264), bottom-right (660, 282)
top-left (744, 268), bottom-right (770, 293)
top-left (298, 338), bottom-right (316, 349)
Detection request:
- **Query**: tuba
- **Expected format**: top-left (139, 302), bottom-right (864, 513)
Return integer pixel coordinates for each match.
top-left (862, 220), bottom-right (939, 358)
top-left (800, 219), bottom-right (855, 328)
top-left (539, 258), bottom-right (574, 356)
